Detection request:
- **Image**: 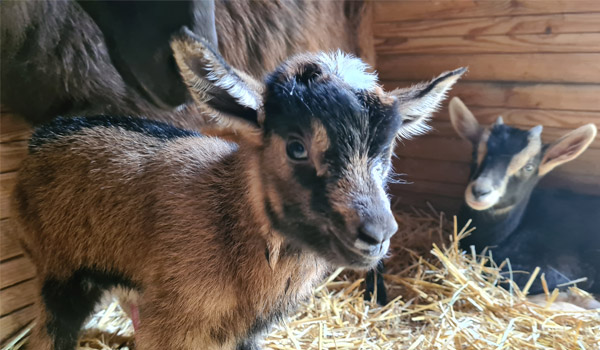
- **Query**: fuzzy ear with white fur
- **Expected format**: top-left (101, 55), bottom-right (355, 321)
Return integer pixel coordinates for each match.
top-left (390, 67), bottom-right (466, 139)
top-left (449, 97), bottom-right (483, 144)
top-left (539, 124), bottom-right (597, 176)
top-left (171, 27), bottom-right (264, 130)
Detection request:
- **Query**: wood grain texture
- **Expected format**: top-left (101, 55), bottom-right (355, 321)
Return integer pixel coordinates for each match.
top-left (0, 172), bottom-right (16, 220)
top-left (0, 141), bottom-right (27, 173)
top-left (0, 305), bottom-right (35, 344)
top-left (0, 280), bottom-right (37, 316)
top-left (0, 114), bottom-right (31, 144)
top-left (376, 53), bottom-right (600, 83)
top-left (430, 107), bottom-right (600, 129)
top-left (0, 219), bottom-right (23, 262)
top-left (0, 257), bottom-right (35, 289)
top-left (393, 157), bottom-right (470, 185)
top-left (392, 190), bottom-right (463, 214)
top-left (374, 12), bottom-right (600, 38)
top-left (384, 81), bottom-right (600, 111)
top-left (391, 179), bottom-right (466, 199)
top-left (374, 1), bottom-right (600, 22)
top-left (376, 32), bottom-right (600, 55)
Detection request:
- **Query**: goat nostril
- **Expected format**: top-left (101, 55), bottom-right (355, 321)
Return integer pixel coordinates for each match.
top-left (357, 225), bottom-right (383, 246)
top-left (472, 186), bottom-right (492, 197)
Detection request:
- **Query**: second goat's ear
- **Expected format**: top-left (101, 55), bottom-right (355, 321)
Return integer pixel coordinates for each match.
top-left (390, 67), bottom-right (466, 139)
top-left (539, 124), bottom-right (597, 176)
top-left (171, 27), bottom-right (264, 130)
top-left (449, 97), bottom-right (483, 144)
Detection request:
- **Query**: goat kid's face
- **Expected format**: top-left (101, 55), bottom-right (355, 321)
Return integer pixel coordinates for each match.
top-left (172, 28), bottom-right (464, 269)
top-left (450, 97), bottom-right (597, 212)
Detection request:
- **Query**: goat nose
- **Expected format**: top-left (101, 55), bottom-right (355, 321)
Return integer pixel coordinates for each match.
top-left (357, 220), bottom-right (398, 246)
top-left (472, 184), bottom-right (492, 198)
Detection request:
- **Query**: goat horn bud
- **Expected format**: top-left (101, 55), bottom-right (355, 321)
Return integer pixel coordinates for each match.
top-left (529, 125), bottom-right (543, 138)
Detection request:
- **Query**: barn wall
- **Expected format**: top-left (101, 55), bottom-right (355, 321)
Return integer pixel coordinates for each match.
top-left (375, 0), bottom-right (600, 214)
top-left (0, 110), bottom-right (36, 343)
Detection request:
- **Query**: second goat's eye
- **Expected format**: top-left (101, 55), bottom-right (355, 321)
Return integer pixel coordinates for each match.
top-left (524, 163), bottom-right (535, 172)
top-left (286, 140), bottom-right (308, 161)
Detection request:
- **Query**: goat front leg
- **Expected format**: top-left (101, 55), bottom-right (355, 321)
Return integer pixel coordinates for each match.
top-left (236, 338), bottom-right (262, 350)
top-left (134, 291), bottom-right (237, 350)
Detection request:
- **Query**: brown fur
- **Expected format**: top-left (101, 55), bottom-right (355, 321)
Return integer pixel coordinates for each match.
top-left (1, 0), bottom-right (374, 128)
top-left (15, 127), bottom-right (328, 349)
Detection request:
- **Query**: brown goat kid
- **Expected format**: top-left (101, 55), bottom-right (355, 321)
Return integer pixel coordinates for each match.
top-left (13, 30), bottom-right (464, 350)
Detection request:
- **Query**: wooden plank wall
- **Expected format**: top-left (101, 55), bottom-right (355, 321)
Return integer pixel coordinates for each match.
top-left (374, 0), bottom-right (600, 214)
top-left (0, 110), bottom-right (36, 344)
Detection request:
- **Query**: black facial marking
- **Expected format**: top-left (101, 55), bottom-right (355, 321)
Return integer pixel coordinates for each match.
top-left (30, 115), bottom-right (200, 153)
top-left (472, 124), bottom-right (533, 181)
top-left (41, 268), bottom-right (137, 350)
top-left (485, 124), bottom-right (530, 158)
top-left (295, 63), bottom-right (322, 85)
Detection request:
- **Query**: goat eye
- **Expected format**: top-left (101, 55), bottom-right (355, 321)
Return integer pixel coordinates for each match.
top-left (286, 140), bottom-right (308, 160)
top-left (524, 163), bottom-right (535, 172)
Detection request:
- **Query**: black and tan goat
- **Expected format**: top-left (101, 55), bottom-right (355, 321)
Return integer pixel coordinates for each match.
top-left (1, 0), bottom-right (371, 128)
top-left (450, 97), bottom-right (600, 296)
top-left (12, 29), bottom-right (464, 350)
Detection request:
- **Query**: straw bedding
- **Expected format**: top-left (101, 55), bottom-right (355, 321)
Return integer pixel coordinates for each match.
top-left (5, 210), bottom-right (599, 350)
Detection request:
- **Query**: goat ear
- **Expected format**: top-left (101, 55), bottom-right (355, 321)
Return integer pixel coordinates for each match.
top-left (539, 124), bottom-right (597, 176)
top-left (390, 67), bottom-right (466, 139)
top-left (171, 27), bottom-right (264, 130)
top-left (449, 97), bottom-right (482, 144)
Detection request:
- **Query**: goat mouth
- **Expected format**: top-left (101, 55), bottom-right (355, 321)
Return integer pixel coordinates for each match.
top-left (465, 192), bottom-right (500, 211)
top-left (327, 229), bottom-right (387, 269)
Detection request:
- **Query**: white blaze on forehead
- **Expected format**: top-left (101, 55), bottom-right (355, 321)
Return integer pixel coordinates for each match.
top-left (317, 51), bottom-right (378, 91)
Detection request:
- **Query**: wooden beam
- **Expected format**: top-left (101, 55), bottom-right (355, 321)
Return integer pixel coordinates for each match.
top-left (0, 141), bottom-right (27, 173)
top-left (0, 257), bottom-right (35, 290)
top-left (0, 113), bottom-right (31, 144)
top-left (374, 1), bottom-right (600, 22)
top-left (0, 219), bottom-right (23, 262)
top-left (393, 157), bottom-right (470, 185)
top-left (0, 280), bottom-right (37, 316)
top-left (0, 305), bottom-right (35, 344)
top-left (374, 13), bottom-right (600, 38)
top-left (0, 172), bottom-right (16, 220)
top-left (376, 53), bottom-right (600, 84)
top-left (392, 191), bottom-right (462, 215)
top-left (391, 179), bottom-right (466, 199)
top-left (376, 32), bottom-right (600, 55)
top-left (428, 107), bottom-right (600, 130)
top-left (383, 81), bottom-right (600, 112)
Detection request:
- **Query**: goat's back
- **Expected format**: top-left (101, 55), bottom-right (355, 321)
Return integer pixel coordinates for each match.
top-left (497, 188), bottom-right (600, 292)
top-left (522, 188), bottom-right (600, 250)
top-left (12, 116), bottom-right (233, 280)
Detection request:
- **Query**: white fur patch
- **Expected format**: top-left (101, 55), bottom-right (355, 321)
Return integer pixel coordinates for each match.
top-left (317, 51), bottom-right (378, 91)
